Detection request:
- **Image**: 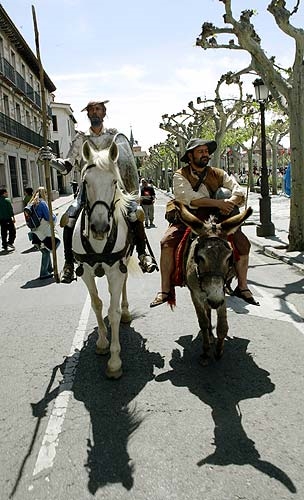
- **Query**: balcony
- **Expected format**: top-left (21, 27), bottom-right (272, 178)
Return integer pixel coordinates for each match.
top-left (0, 112), bottom-right (45, 148)
top-left (0, 56), bottom-right (50, 116)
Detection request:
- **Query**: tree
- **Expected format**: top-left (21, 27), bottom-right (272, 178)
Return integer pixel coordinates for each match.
top-left (196, 0), bottom-right (304, 251)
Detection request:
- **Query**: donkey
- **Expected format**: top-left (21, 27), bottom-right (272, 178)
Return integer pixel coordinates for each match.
top-left (174, 201), bottom-right (253, 365)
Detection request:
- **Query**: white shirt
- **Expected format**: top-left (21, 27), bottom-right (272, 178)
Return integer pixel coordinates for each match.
top-left (173, 167), bottom-right (245, 209)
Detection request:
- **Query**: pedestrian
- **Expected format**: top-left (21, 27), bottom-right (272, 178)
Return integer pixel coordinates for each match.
top-left (29, 187), bottom-right (60, 280)
top-left (38, 99), bottom-right (156, 283)
top-left (140, 178), bottom-right (156, 228)
top-left (23, 187), bottom-right (33, 207)
top-left (150, 138), bottom-right (259, 307)
top-left (70, 181), bottom-right (78, 199)
top-left (0, 187), bottom-right (16, 252)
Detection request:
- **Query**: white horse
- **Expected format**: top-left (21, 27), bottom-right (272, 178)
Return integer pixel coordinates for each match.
top-left (72, 140), bottom-right (136, 379)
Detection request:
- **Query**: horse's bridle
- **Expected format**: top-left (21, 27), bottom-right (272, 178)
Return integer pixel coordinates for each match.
top-left (83, 163), bottom-right (117, 224)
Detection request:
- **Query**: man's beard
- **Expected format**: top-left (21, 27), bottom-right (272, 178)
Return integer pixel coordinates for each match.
top-left (90, 116), bottom-right (103, 127)
top-left (193, 156), bottom-right (209, 168)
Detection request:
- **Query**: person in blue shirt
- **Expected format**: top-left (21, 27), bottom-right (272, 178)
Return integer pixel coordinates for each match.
top-left (29, 187), bottom-right (60, 279)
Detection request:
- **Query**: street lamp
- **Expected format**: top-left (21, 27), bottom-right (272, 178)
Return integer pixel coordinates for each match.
top-left (253, 78), bottom-right (275, 237)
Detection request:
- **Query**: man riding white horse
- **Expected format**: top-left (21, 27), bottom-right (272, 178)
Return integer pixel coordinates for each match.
top-left (39, 100), bottom-right (157, 283)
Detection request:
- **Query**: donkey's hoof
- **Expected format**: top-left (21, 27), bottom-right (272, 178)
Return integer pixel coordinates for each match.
top-left (121, 312), bottom-right (132, 324)
top-left (96, 346), bottom-right (110, 355)
top-left (214, 350), bottom-right (224, 361)
top-left (105, 367), bottom-right (123, 379)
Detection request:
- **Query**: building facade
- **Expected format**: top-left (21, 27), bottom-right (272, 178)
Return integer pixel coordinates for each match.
top-left (0, 5), bottom-right (57, 214)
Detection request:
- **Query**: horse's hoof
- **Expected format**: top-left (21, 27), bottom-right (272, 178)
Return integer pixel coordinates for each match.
top-left (96, 346), bottom-right (110, 355)
top-left (105, 367), bottom-right (123, 379)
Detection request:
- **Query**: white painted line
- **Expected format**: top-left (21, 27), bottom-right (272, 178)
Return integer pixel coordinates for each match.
top-left (33, 293), bottom-right (91, 476)
top-left (0, 265), bottom-right (21, 286)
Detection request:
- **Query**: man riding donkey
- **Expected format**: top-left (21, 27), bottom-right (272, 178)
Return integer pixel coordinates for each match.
top-left (39, 100), bottom-right (157, 283)
top-left (150, 138), bottom-right (259, 307)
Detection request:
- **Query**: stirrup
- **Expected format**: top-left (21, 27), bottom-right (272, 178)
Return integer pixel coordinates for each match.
top-left (139, 254), bottom-right (158, 273)
top-left (61, 264), bottom-right (75, 283)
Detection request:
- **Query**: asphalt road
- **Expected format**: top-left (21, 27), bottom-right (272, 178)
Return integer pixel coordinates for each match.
top-left (1, 191), bottom-right (304, 500)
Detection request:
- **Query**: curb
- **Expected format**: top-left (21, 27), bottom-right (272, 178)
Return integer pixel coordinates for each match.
top-left (243, 228), bottom-right (304, 274)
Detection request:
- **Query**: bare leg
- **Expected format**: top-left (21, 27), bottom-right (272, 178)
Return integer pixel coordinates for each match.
top-left (234, 254), bottom-right (259, 305)
top-left (235, 254), bottom-right (249, 289)
top-left (150, 245), bottom-right (175, 307)
top-left (160, 246), bottom-right (175, 292)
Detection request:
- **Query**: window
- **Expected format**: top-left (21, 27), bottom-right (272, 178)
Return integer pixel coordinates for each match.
top-left (20, 158), bottom-right (28, 187)
top-left (16, 103), bottom-right (21, 123)
top-left (0, 162), bottom-right (6, 187)
top-left (10, 50), bottom-right (16, 68)
top-left (52, 115), bottom-right (58, 131)
top-left (26, 111), bottom-right (31, 128)
top-left (3, 94), bottom-right (9, 116)
top-left (8, 156), bottom-right (19, 197)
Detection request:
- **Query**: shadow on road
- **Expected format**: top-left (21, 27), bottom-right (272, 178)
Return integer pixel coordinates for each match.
top-left (72, 324), bottom-right (163, 494)
top-left (16, 322), bottom-right (163, 497)
top-left (156, 334), bottom-right (296, 494)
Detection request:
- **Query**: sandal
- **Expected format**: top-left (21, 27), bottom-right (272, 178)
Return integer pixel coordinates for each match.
top-left (233, 286), bottom-right (260, 306)
top-left (150, 291), bottom-right (170, 308)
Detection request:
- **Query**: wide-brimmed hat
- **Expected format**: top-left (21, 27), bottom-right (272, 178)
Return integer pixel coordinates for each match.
top-left (180, 138), bottom-right (217, 162)
top-left (81, 100), bottom-right (109, 112)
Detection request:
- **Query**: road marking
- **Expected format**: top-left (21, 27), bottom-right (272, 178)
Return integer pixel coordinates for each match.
top-left (32, 293), bottom-right (91, 476)
top-left (0, 265), bottom-right (21, 286)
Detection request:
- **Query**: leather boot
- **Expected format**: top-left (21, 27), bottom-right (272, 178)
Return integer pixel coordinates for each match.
top-left (60, 183), bottom-right (84, 227)
top-left (61, 226), bottom-right (75, 283)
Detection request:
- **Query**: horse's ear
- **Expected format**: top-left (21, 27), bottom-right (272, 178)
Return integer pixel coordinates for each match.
top-left (82, 140), bottom-right (92, 162)
top-left (221, 206), bottom-right (253, 235)
top-left (109, 141), bottom-right (119, 163)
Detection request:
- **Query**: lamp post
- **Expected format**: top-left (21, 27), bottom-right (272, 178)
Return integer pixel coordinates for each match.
top-left (253, 78), bottom-right (275, 237)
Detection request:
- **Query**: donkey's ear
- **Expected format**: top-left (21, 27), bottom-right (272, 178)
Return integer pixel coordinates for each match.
top-left (221, 206), bottom-right (253, 235)
top-left (174, 200), bottom-right (204, 234)
top-left (109, 141), bottom-right (119, 163)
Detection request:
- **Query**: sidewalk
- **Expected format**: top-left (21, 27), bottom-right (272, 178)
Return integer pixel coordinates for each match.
top-left (14, 191), bottom-right (304, 273)
top-left (242, 191), bottom-right (304, 273)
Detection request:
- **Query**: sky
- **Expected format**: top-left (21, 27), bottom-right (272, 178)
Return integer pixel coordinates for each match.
top-left (1, 0), bottom-right (303, 151)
